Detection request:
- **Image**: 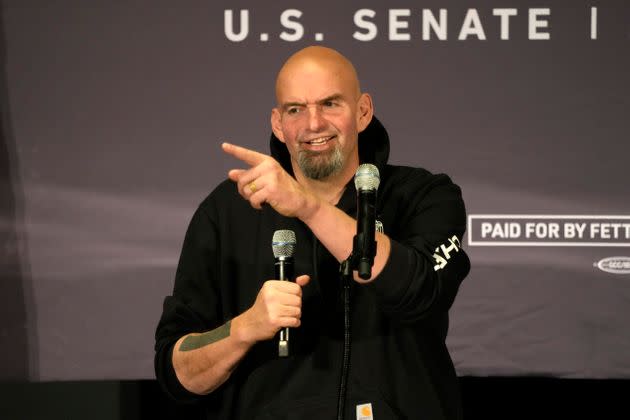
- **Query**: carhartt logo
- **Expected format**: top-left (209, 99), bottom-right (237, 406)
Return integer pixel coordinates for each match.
top-left (433, 235), bottom-right (461, 271)
top-left (595, 256), bottom-right (630, 274)
top-left (356, 403), bottom-right (373, 420)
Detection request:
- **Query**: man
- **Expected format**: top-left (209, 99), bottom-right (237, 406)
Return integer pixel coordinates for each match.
top-left (155, 46), bottom-right (470, 419)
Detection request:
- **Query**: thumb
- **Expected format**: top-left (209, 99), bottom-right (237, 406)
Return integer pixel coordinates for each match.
top-left (295, 274), bottom-right (310, 287)
top-left (228, 169), bottom-right (246, 182)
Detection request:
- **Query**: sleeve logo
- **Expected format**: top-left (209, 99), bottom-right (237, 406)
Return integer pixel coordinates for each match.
top-left (433, 235), bottom-right (461, 271)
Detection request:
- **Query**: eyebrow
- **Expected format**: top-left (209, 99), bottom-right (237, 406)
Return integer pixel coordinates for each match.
top-left (281, 94), bottom-right (344, 111)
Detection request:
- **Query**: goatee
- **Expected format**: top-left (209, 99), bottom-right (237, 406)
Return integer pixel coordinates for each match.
top-left (298, 147), bottom-right (344, 180)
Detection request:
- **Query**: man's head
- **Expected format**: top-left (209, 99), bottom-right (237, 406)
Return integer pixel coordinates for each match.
top-left (271, 46), bottom-right (373, 181)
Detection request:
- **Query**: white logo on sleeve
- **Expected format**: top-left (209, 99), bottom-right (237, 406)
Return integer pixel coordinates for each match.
top-left (433, 235), bottom-right (462, 271)
top-left (356, 403), bottom-right (374, 420)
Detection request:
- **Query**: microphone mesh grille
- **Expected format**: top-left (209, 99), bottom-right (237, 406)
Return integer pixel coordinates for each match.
top-left (354, 163), bottom-right (380, 191)
top-left (272, 230), bottom-right (296, 258)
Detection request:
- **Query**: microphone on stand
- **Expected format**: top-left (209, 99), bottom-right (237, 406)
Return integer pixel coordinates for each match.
top-left (272, 229), bottom-right (296, 357)
top-left (353, 164), bottom-right (380, 279)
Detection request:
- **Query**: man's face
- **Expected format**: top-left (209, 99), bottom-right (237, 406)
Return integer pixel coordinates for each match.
top-left (272, 61), bottom-right (365, 181)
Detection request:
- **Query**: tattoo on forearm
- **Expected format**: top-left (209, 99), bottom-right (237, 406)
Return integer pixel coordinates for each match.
top-left (179, 321), bottom-right (231, 351)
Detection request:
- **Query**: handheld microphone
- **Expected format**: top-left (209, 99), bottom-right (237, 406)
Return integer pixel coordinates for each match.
top-left (272, 229), bottom-right (296, 357)
top-left (353, 164), bottom-right (380, 279)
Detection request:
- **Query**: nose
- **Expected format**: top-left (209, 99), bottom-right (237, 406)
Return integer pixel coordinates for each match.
top-left (307, 106), bottom-right (326, 132)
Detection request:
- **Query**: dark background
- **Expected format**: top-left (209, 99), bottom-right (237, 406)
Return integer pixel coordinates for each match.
top-left (1, 378), bottom-right (629, 419)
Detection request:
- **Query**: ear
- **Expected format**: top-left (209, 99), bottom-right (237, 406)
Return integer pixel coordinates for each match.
top-left (270, 108), bottom-right (286, 143)
top-left (356, 93), bottom-right (374, 133)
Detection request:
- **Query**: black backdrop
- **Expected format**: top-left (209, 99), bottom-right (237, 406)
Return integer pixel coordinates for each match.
top-left (1, 378), bottom-right (629, 419)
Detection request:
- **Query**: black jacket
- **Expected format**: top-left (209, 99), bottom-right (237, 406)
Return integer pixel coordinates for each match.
top-left (155, 117), bottom-right (470, 419)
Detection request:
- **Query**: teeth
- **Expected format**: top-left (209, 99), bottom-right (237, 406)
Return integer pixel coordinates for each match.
top-left (307, 136), bottom-right (332, 145)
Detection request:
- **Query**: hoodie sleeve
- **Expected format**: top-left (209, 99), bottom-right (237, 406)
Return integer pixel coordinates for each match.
top-left (365, 173), bottom-right (470, 324)
top-left (154, 204), bottom-right (221, 402)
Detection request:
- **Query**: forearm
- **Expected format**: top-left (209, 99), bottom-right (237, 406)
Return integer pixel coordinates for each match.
top-left (300, 197), bottom-right (391, 282)
top-left (171, 314), bottom-right (254, 395)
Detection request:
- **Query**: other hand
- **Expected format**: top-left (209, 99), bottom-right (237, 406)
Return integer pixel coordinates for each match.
top-left (222, 142), bottom-right (317, 218)
top-left (236, 275), bottom-right (311, 344)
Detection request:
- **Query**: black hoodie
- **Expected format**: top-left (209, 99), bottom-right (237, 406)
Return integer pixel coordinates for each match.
top-left (155, 117), bottom-right (470, 419)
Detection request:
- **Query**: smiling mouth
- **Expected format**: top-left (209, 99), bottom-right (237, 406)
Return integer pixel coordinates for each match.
top-left (304, 135), bottom-right (336, 146)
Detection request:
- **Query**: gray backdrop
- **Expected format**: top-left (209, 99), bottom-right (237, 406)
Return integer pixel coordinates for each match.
top-left (1, 0), bottom-right (629, 381)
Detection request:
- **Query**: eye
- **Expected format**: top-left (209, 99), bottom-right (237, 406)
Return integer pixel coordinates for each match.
top-left (323, 100), bottom-right (336, 108)
top-left (286, 107), bottom-right (300, 115)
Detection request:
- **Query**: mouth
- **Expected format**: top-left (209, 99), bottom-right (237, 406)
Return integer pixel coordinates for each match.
top-left (302, 135), bottom-right (336, 147)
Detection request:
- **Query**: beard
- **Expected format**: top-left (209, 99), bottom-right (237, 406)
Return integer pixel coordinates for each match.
top-left (297, 146), bottom-right (344, 180)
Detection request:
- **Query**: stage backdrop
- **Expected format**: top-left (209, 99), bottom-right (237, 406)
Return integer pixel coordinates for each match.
top-left (1, 0), bottom-right (629, 381)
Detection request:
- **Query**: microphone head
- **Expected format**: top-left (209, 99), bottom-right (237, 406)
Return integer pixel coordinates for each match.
top-left (272, 230), bottom-right (296, 258)
top-left (354, 163), bottom-right (380, 191)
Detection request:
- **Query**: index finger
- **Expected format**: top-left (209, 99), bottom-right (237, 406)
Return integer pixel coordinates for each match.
top-left (222, 142), bottom-right (268, 167)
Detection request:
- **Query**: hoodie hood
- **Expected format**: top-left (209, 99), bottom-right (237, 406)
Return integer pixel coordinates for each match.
top-left (268, 116), bottom-right (391, 177)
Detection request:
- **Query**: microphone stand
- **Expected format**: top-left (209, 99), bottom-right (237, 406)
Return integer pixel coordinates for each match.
top-left (337, 165), bottom-right (378, 419)
top-left (336, 233), bottom-right (375, 420)
top-left (336, 257), bottom-right (353, 420)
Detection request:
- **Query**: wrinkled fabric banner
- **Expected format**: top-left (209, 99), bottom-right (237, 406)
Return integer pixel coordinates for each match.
top-left (1, 0), bottom-right (628, 380)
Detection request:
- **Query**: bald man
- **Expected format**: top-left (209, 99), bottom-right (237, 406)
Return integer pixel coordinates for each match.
top-left (155, 46), bottom-right (470, 420)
